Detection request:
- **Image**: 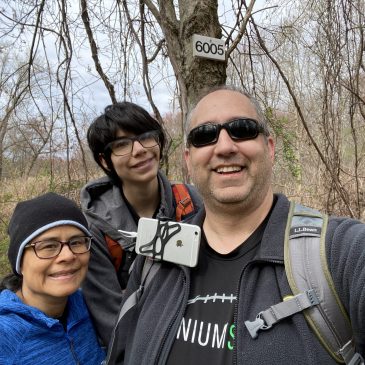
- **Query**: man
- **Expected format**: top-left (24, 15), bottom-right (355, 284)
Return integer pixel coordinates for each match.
top-left (106, 86), bottom-right (365, 364)
top-left (80, 102), bottom-right (202, 346)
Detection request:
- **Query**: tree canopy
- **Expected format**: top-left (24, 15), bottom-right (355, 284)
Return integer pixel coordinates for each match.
top-left (0, 0), bottom-right (364, 218)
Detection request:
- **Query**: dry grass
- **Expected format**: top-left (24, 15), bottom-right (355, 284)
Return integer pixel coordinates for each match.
top-left (1, 159), bottom-right (363, 279)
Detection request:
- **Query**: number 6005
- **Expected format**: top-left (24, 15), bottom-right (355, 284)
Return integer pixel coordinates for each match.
top-left (195, 40), bottom-right (224, 56)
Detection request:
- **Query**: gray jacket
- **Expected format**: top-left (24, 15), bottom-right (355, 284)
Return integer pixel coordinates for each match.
top-left (80, 171), bottom-right (202, 346)
top-left (107, 194), bottom-right (365, 364)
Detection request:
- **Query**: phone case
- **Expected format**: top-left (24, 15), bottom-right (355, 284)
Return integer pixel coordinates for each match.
top-left (135, 218), bottom-right (201, 267)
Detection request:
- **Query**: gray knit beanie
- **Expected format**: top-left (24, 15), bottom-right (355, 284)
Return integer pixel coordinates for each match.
top-left (7, 192), bottom-right (91, 275)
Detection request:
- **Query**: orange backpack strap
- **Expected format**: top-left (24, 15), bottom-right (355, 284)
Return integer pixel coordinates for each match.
top-left (105, 234), bottom-right (123, 272)
top-left (172, 184), bottom-right (195, 221)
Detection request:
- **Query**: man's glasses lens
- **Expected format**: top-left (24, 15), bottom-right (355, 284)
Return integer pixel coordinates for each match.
top-left (187, 118), bottom-right (261, 147)
top-left (228, 119), bottom-right (259, 139)
top-left (108, 131), bottom-right (159, 156)
top-left (29, 236), bottom-right (92, 259)
top-left (191, 124), bottom-right (218, 146)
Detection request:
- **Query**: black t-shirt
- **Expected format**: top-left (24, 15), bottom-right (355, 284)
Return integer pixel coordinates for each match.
top-left (120, 186), bottom-right (161, 224)
top-left (167, 219), bottom-right (267, 364)
top-left (56, 304), bottom-right (68, 331)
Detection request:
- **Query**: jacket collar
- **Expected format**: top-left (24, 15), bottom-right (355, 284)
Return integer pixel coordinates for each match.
top-left (80, 171), bottom-right (175, 240)
top-left (258, 193), bottom-right (290, 262)
top-left (0, 289), bottom-right (88, 329)
top-left (188, 194), bottom-right (290, 263)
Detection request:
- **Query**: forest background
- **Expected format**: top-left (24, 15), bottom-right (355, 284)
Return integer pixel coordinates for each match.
top-left (0, 0), bottom-right (364, 276)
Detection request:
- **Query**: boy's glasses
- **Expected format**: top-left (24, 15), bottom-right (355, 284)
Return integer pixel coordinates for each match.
top-left (25, 236), bottom-right (92, 259)
top-left (105, 131), bottom-right (160, 156)
top-left (187, 118), bottom-right (264, 148)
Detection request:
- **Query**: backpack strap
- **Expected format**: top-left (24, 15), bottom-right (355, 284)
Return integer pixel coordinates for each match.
top-left (116, 257), bottom-right (160, 320)
top-left (105, 235), bottom-right (123, 272)
top-left (172, 183), bottom-right (195, 221)
top-left (244, 201), bottom-right (363, 365)
top-left (285, 201), bottom-right (359, 364)
top-left (105, 257), bottom-right (161, 364)
top-left (245, 289), bottom-right (319, 339)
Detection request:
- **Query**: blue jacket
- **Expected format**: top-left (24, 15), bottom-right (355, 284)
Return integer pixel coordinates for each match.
top-left (0, 289), bottom-right (105, 365)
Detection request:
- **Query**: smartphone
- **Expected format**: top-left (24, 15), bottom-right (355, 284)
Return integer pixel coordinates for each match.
top-left (135, 218), bottom-right (201, 267)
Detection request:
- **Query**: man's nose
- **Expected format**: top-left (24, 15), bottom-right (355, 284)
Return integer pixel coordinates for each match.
top-left (213, 128), bottom-right (239, 154)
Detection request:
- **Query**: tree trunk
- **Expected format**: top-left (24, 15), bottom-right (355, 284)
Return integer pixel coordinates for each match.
top-left (147, 0), bottom-right (226, 122)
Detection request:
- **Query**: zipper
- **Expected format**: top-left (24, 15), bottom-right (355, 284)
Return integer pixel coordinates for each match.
top-left (155, 267), bottom-right (190, 365)
top-left (233, 258), bottom-right (283, 365)
top-left (69, 337), bottom-right (80, 365)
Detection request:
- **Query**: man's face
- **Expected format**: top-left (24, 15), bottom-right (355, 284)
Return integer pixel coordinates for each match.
top-left (185, 90), bottom-right (275, 211)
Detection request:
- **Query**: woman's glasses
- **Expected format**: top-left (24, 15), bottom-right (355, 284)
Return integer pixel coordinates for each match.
top-left (25, 236), bottom-right (92, 259)
top-left (105, 131), bottom-right (160, 156)
top-left (187, 118), bottom-right (265, 148)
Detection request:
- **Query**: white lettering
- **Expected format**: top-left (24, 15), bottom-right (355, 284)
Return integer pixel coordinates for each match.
top-left (294, 227), bottom-right (317, 233)
top-left (191, 319), bottom-right (197, 343)
top-left (198, 322), bottom-right (211, 346)
top-left (212, 323), bottom-right (228, 348)
top-left (176, 318), bottom-right (231, 349)
top-left (177, 318), bottom-right (192, 341)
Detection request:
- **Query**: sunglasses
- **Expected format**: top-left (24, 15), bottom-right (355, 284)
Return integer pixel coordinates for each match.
top-left (187, 118), bottom-right (265, 148)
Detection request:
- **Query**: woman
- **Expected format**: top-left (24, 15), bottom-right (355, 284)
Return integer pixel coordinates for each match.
top-left (0, 192), bottom-right (105, 365)
top-left (80, 101), bottom-right (202, 346)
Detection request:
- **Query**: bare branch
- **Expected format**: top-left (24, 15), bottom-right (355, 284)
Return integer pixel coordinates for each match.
top-left (80, 0), bottom-right (117, 104)
top-left (143, 0), bottom-right (162, 24)
top-left (251, 17), bottom-right (355, 217)
top-left (147, 38), bottom-right (166, 63)
top-left (226, 0), bottom-right (256, 59)
top-left (27, 0), bottom-right (46, 88)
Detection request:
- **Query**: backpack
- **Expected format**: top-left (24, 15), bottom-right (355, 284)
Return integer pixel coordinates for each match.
top-left (245, 201), bottom-right (363, 364)
top-left (107, 201), bottom-right (364, 365)
top-left (105, 183), bottom-right (195, 283)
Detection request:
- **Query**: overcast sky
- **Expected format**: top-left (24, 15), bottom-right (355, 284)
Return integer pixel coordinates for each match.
top-left (73, 0), bottom-right (268, 116)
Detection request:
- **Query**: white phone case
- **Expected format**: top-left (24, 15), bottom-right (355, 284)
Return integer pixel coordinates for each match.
top-left (135, 218), bottom-right (201, 267)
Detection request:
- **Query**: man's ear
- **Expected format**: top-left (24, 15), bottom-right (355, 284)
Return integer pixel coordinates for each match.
top-left (184, 148), bottom-right (191, 176)
top-left (267, 136), bottom-right (275, 163)
top-left (99, 154), bottom-right (110, 171)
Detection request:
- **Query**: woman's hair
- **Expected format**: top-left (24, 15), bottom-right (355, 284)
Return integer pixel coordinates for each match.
top-left (87, 101), bottom-right (166, 183)
top-left (0, 273), bottom-right (22, 292)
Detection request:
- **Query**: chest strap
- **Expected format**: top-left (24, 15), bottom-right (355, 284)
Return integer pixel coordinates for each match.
top-left (245, 289), bottom-right (319, 339)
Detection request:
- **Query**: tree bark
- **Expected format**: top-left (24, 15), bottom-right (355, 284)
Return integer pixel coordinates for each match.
top-left (145, 0), bottom-right (226, 122)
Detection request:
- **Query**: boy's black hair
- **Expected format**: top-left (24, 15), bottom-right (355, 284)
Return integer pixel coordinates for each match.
top-left (87, 102), bottom-right (166, 183)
